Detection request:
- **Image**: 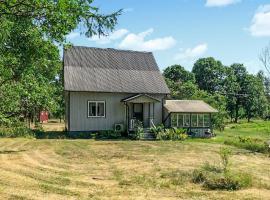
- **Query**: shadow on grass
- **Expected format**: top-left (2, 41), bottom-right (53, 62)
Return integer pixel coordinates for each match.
top-left (34, 131), bottom-right (131, 141)
top-left (0, 150), bottom-right (26, 154)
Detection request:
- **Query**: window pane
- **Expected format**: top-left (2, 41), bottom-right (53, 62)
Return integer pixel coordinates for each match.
top-left (178, 114), bottom-right (184, 127)
top-left (204, 114), bottom-right (210, 127)
top-left (171, 114), bottom-right (177, 127)
top-left (88, 102), bottom-right (96, 116)
top-left (191, 114), bottom-right (198, 127)
top-left (97, 102), bottom-right (105, 116)
top-left (198, 114), bottom-right (204, 127)
top-left (183, 114), bottom-right (190, 127)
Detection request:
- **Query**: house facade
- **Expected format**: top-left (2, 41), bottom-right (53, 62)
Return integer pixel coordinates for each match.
top-left (64, 46), bottom-right (170, 132)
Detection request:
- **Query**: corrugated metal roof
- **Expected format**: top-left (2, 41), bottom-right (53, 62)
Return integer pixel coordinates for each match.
top-left (64, 46), bottom-right (170, 94)
top-left (164, 100), bottom-right (218, 113)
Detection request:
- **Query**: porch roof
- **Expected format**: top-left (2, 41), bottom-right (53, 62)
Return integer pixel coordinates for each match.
top-left (164, 100), bottom-right (218, 113)
top-left (121, 94), bottom-right (160, 103)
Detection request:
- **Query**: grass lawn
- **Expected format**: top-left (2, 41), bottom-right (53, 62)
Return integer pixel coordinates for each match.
top-left (0, 121), bottom-right (269, 199)
top-left (189, 120), bottom-right (270, 144)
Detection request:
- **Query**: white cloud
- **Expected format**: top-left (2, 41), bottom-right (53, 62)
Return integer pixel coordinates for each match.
top-left (90, 29), bottom-right (129, 44)
top-left (249, 5), bottom-right (270, 37)
top-left (174, 43), bottom-right (208, 61)
top-left (118, 28), bottom-right (176, 51)
top-left (205, 0), bottom-right (241, 7)
top-left (66, 32), bottom-right (80, 39)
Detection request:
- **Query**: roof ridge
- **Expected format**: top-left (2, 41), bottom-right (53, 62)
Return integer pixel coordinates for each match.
top-left (70, 46), bottom-right (152, 54)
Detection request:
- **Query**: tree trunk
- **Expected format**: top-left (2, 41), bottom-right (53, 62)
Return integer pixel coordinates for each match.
top-left (234, 99), bottom-right (240, 123)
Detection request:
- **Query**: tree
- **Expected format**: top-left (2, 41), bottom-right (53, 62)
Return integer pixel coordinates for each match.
top-left (166, 78), bottom-right (198, 99)
top-left (163, 65), bottom-right (198, 99)
top-left (0, 0), bottom-right (122, 41)
top-left (223, 68), bottom-right (240, 122)
top-left (163, 65), bottom-right (195, 83)
top-left (242, 74), bottom-right (268, 122)
top-left (192, 57), bottom-right (226, 93)
top-left (259, 43), bottom-right (270, 76)
top-left (0, 0), bottom-right (121, 125)
top-left (227, 64), bottom-right (248, 123)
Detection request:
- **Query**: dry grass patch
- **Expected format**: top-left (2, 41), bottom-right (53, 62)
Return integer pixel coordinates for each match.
top-left (0, 139), bottom-right (269, 199)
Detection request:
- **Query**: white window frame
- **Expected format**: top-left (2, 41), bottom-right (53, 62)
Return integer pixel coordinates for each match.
top-left (87, 101), bottom-right (105, 118)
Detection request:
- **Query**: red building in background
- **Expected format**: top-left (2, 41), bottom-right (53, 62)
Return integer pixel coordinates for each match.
top-left (39, 111), bottom-right (49, 123)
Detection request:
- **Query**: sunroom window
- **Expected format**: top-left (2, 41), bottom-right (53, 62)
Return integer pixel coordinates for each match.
top-left (183, 114), bottom-right (190, 127)
top-left (191, 114), bottom-right (198, 127)
top-left (171, 113), bottom-right (178, 127)
top-left (198, 114), bottom-right (204, 127)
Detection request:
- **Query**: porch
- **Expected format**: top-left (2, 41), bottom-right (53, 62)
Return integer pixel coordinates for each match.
top-left (164, 100), bottom-right (218, 137)
top-left (121, 94), bottom-right (160, 131)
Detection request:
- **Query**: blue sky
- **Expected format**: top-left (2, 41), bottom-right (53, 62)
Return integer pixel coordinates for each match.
top-left (66, 0), bottom-right (270, 73)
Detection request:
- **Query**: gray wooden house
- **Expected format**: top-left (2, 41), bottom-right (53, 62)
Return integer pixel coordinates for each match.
top-left (64, 46), bottom-right (170, 132)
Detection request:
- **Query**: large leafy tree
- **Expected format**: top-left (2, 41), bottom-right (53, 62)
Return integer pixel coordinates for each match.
top-left (242, 74), bottom-right (268, 122)
top-left (163, 65), bottom-right (197, 99)
top-left (192, 57), bottom-right (226, 93)
top-left (163, 65), bottom-right (195, 83)
top-left (0, 0), bottom-right (121, 125)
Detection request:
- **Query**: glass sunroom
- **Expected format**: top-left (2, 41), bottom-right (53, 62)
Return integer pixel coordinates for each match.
top-left (164, 100), bottom-right (218, 137)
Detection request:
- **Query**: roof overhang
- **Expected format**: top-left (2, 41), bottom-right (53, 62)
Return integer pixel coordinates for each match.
top-left (121, 94), bottom-right (160, 103)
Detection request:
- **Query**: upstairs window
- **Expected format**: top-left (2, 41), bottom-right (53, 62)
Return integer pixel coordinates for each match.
top-left (88, 101), bottom-right (105, 117)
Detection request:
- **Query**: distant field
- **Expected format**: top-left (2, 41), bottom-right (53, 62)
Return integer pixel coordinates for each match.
top-left (189, 120), bottom-right (270, 144)
top-left (0, 121), bottom-right (269, 199)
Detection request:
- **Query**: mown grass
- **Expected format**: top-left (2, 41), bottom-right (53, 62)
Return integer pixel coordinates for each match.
top-left (0, 120), bottom-right (269, 199)
top-left (0, 138), bottom-right (269, 199)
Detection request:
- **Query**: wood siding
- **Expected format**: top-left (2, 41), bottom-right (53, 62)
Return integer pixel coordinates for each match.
top-left (68, 92), bottom-right (165, 131)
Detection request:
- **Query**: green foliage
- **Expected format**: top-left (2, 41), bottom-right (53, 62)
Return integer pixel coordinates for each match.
top-left (219, 147), bottom-right (232, 172)
top-left (149, 124), bottom-right (164, 135)
top-left (242, 74), bottom-right (268, 121)
top-left (203, 171), bottom-right (252, 191)
top-left (0, 123), bottom-right (34, 138)
top-left (163, 65), bottom-right (195, 83)
top-left (156, 128), bottom-right (187, 141)
top-left (129, 120), bottom-right (144, 140)
top-left (192, 57), bottom-right (226, 93)
top-left (192, 148), bottom-right (252, 191)
top-left (164, 58), bottom-right (269, 126)
top-left (0, 0), bottom-right (121, 126)
top-left (224, 136), bottom-right (268, 154)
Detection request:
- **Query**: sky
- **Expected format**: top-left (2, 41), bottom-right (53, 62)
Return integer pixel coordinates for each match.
top-left (66, 0), bottom-right (270, 73)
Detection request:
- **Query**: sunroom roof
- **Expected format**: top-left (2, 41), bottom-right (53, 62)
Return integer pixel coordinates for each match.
top-left (164, 100), bottom-right (218, 113)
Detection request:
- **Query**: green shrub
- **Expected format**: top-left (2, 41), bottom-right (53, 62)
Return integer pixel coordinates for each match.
top-left (129, 120), bottom-right (144, 140)
top-left (156, 128), bottom-right (188, 141)
top-left (192, 168), bottom-right (252, 190)
top-left (192, 147), bottom-right (252, 191)
top-left (203, 172), bottom-right (252, 191)
top-left (149, 124), bottom-right (164, 135)
top-left (192, 169), bottom-right (207, 184)
top-left (0, 124), bottom-right (34, 138)
top-left (219, 147), bottom-right (232, 172)
top-left (224, 137), bottom-right (268, 153)
top-left (202, 162), bottom-right (223, 173)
